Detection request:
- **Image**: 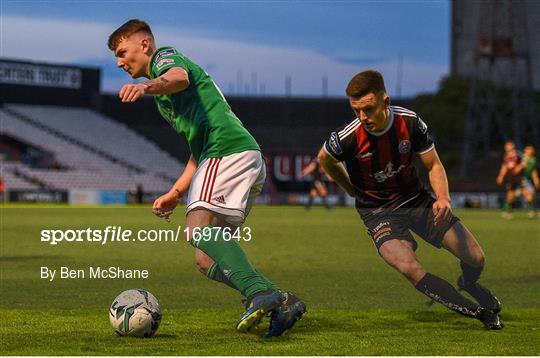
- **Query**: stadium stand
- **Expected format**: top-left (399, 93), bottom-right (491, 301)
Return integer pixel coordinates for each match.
top-left (5, 104), bottom-right (183, 178)
top-left (0, 106), bottom-right (182, 193)
top-left (13, 166), bottom-right (171, 191)
top-left (0, 161), bottom-right (40, 190)
top-left (1, 109), bottom-right (128, 172)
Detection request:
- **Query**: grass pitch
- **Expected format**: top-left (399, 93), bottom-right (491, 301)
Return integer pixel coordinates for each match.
top-left (1, 206), bottom-right (539, 355)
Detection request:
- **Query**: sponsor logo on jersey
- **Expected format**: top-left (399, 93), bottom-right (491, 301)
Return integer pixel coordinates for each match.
top-left (398, 140), bottom-right (411, 154)
top-left (156, 58), bottom-right (175, 71)
top-left (222, 269), bottom-right (231, 278)
top-left (372, 162), bottom-right (406, 183)
top-left (328, 132), bottom-right (342, 155)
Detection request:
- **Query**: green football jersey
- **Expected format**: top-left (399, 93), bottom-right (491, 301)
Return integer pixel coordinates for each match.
top-left (522, 156), bottom-right (537, 180)
top-left (149, 46), bottom-right (260, 162)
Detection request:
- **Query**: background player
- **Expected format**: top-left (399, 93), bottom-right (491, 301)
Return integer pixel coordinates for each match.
top-left (300, 158), bottom-right (332, 210)
top-left (496, 140), bottom-right (523, 219)
top-left (519, 145), bottom-right (539, 218)
top-left (108, 19), bottom-right (305, 337)
top-left (318, 70), bottom-right (503, 330)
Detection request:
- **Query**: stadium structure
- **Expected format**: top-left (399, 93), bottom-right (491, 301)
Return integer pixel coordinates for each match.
top-left (451, 0), bottom-right (540, 176)
top-left (0, 58), bottom-right (360, 205)
top-left (0, 43), bottom-right (537, 208)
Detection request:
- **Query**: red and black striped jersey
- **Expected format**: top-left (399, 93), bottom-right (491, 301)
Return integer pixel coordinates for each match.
top-left (324, 106), bottom-right (434, 209)
top-left (503, 150), bottom-right (522, 176)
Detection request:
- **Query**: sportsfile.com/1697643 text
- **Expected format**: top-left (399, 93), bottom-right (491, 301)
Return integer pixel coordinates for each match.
top-left (40, 226), bottom-right (253, 245)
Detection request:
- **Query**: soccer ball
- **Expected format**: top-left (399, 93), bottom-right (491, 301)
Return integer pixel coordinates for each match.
top-left (109, 289), bottom-right (162, 337)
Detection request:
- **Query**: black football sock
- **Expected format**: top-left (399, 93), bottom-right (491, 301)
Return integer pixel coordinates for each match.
top-left (415, 272), bottom-right (480, 318)
top-left (306, 195), bottom-right (313, 209)
top-left (459, 261), bottom-right (500, 310)
top-left (323, 195), bottom-right (331, 209)
top-left (460, 261), bottom-right (483, 285)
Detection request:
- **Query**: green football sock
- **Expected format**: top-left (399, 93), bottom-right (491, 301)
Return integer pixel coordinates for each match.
top-left (191, 225), bottom-right (275, 299)
top-left (255, 269), bottom-right (281, 291)
top-left (207, 263), bottom-right (280, 293)
top-left (206, 263), bottom-right (237, 290)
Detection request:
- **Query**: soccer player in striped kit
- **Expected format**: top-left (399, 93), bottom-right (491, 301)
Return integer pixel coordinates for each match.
top-left (318, 70), bottom-right (503, 329)
top-left (496, 140), bottom-right (524, 219)
top-left (108, 19), bottom-right (305, 337)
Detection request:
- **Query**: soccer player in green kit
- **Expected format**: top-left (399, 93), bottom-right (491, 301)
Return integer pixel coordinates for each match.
top-left (520, 145), bottom-right (539, 218)
top-left (108, 19), bottom-right (305, 337)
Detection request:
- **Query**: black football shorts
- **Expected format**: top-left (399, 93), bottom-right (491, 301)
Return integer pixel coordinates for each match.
top-left (506, 175), bottom-right (522, 191)
top-left (358, 192), bottom-right (460, 252)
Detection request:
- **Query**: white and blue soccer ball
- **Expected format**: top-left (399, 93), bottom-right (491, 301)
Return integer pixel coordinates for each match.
top-left (109, 289), bottom-right (162, 337)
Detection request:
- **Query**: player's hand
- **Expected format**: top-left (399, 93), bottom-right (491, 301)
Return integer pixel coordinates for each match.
top-left (119, 83), bottom-right (147, 103)
top-left (432, 198), bottom-right (452, 227)
top-left (496, 176), bottom-right (503, 186)
top-left (152, 190), bottom-right (180, 222)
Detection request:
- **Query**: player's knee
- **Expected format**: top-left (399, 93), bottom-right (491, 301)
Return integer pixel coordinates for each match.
top-left (185, 224), bottom-right (207, 246)
top-left (470, 250), bottom-right (485, 267)
top-left (195, 260), bottom-right (210, 275)
top-left (394, 259), bottom-right (424, 281)
top-left (194, 253), bottom-right (213, 275)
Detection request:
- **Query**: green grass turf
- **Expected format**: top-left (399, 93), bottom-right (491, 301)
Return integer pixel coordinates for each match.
top-left (1, 206), bottom-right (539, 355)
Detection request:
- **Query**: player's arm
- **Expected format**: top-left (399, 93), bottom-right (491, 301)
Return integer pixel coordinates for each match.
top-left (144, 67), bottom-right (189, 94)
top-left (152, 155), bottom-right (197, 221)
top-left (532, 168), bottom-right (540, 191)
top-left (120, 67), bottom-right (189, 102)
top-left (496, 163), bottom-right (507, 185)
top-left (410, 115), bottom-right (451, 225)
top-left (169, 154), bottom-right (198, 197)
top-left (419, 148), bottom-right (452, 226)
top-left (300, 161), bottom-right (317, 177)
top-left (322, 168), bottom-right (335, 183)
top-left (317, 147), bottom-right (354, 196)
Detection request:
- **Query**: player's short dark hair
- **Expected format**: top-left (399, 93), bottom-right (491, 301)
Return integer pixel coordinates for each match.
top-left (108, 19), bottom-right (154, 51)
top-left (346, 70), bottom-right (387, 98)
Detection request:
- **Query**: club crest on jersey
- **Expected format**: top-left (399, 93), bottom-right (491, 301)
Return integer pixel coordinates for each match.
top-left (328, 132), bottom-right (342, 155)
top-left (398, 140), bottom-right (411, 154)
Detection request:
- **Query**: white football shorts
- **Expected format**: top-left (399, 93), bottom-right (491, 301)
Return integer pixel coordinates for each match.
top-left (186, 150), bottom-right (266, 225)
